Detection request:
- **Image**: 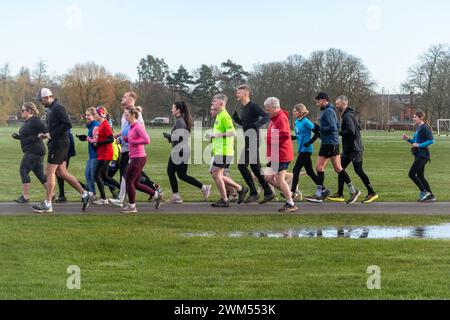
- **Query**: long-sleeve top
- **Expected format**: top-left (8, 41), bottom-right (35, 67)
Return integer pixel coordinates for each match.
top-left (46, 99), bottom-right (72, 145)
top-left (340, 107), bottom-right (363, 153)
top-left (267, 110), bottom-right (294, 163)
top-left (232, 101), bottom-right (270, 132)
top-left (86, 121), bottom-right (100, 159)
top-left (120, 111), bottom-right (145, 153)
top-left (319, 104), bottom-right (340, 145)
top-left (124, 122), bottom-right (150, 159)
top-left (293, 117), bottom-right (315, 154)
top-left (18, 116), bottom-right (48, 156)
top-left (407, 124), bottom-right (434, 160)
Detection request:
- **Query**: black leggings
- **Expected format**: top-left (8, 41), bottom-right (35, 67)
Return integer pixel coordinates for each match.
top-left (409, 156), bottom-right (432, 193)
top-left (20, 153), bottom-right (47, 185)
top-left (291, 152), bottom-right (319, 193)
top-left (338, 158), bottom-right (374, 195)
top-left (167, 157), bottom-right (203, 193)
top-left (95, 160), bottom-right (120, 199)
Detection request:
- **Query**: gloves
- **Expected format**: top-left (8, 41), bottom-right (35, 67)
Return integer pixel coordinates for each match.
top-left (304, 143), bottom-right (310, 148)
top-left (163, 132), bottom-right (172, 142)
top-left (12, 133), bottom-right (21, 140)
top-left (266, 162), bottom-right (272, 168)
top-left (76, 134), bottom-right (88, 142)
top-left (291, 135), bottom-right (297, 141)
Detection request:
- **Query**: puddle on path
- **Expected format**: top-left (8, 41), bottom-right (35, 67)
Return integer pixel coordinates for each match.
top-left (183, 224), bottom-right (450, 240)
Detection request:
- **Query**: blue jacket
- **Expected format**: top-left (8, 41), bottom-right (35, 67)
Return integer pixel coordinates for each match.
top-left (87, 121), bottom-right (100, 159)
top-left (294, 117), bottom-right (315, 154)
top-left (320, 104), bottom-right (340, 145)
top-left (408, 124), bottom-right (434, 160)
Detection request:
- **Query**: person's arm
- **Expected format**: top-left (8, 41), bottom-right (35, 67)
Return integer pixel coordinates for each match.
top-left (340, 113), bottom-right (356, 137)
top-left (419, 126), bottom-right (435, 148)
top-left (95, 135), bottom-right (114, 146)
top-left (49, 106), bottom-right (72, 139)
top-left (253, 104), bottom-right (270, 129)
top-left (133, 124), bottom-right (150, 145)
top-left (232, 110), bottom-right (242, 126)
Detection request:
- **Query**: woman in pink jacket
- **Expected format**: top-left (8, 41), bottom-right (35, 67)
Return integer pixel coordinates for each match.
top-left (121, 106), bottom-right (155, 213)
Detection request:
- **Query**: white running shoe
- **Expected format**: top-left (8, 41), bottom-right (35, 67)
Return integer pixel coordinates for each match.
top-left (108, 198), bottom-right (124, 208)
top-left (93, 198), bottom-right (109, 205)
top-left (202, 185), bottom-right (212, 201)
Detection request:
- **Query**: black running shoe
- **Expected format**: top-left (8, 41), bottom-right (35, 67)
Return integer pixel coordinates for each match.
top-left (55, 196), bottom-right (67, 203)
top-left (32, 202), bottom-right (53, 213)
top-left (14, 195), bottom-right (29, 204)
top-left (211, 199), bottom-right (231, 208)
top-left (423, 194), bottom-right (436, 203)
top-left (237, 187), bottom-right (249, 204)
top-left (82, 195), bottom-right (90, 212)
top-left (305, 194), bottom-right (324, 203)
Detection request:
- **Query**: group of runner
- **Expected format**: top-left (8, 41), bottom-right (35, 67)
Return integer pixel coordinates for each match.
top-left (12, 86), bottom-right (436, 214)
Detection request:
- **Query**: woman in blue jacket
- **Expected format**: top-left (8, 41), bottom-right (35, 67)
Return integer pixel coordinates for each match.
top-left (290, 104), bottom-right (319, 198)
top-left (402, 111), bottom-right (435, 202)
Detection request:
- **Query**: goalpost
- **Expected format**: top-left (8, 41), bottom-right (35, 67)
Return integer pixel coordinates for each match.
top-left (437, 119), bottom-right (450, 136)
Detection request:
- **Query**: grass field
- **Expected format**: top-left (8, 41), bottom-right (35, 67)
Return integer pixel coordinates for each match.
top-left (0, 214), bottom-right (449, 299)
top-left (1, 125), bottom-right (449, 300)
top-left (1, 125), bottom-right (450, 202)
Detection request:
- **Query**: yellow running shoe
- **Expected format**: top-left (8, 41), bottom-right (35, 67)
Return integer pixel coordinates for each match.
top-left (327, 193), bottom-right (345, 202)
top-left (362, 193), bottom-right (379, 204)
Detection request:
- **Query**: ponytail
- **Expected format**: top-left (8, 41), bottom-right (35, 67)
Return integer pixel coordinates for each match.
top-left (174, 101), bottom-right (193, 132)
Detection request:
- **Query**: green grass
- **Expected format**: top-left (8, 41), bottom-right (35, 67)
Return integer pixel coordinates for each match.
top-left (1, 126), bottom-right (450, 202)
top-left (0, 214), bottom-right (449, 300)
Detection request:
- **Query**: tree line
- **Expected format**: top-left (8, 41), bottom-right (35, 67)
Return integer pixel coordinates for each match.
top-left (0, 45), bottom-right (448, 126)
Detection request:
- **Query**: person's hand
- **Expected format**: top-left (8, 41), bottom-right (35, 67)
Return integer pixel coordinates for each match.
top-left (304, 142), bottom-right (310, 148)
top-left (76, 134), bottom-right (88, 142)
top-left (163, 132), bottom-right (172, 142)
top-left (266, 162), bottom-right (272, 168)
top-left (38, 133), bottom-right (50, 140)
top-left (402, 134), bottom-right (409, 141)
top-left (12, 133), bottom-right (20, 140)
top-left (87, 136), bottom-right (94, 144)
top-left (205, 133), bottom-right (215, 141)
top-left (413, 143), bottom-right (420, 148)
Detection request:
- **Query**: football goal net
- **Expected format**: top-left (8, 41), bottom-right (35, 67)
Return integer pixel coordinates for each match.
top-left (437, 119), bottom-right (450, 136)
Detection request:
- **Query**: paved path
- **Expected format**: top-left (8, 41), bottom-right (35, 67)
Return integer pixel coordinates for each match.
top-left (1, 201), bottom-right (450, 216)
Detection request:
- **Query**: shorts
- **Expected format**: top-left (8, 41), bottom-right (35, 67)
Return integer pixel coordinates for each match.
top-left (268, 162), bottom-right (290, 172)
top-left (319, 144), bottom-right (340, 159)
top-left (341, 151), bottom-right (363, 163)
top-left (48, 142), bottom-right (69, 165)
top-left (210, 155), bottom-right (233, 170)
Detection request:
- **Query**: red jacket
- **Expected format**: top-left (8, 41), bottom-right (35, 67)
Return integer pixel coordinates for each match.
top-left (96, 120), bottom-right (114, 161)
top-left (267, 110), bottom-right (294, 163)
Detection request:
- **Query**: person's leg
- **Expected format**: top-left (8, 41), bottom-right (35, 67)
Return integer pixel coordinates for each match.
top-left (94, 160), bottom-right (108, 200)
top-left (291, 154), bottom-right (305, 194)
top-left (19, 154), bottom-right (32, 200)
top-left (140, 171), bottom-right (157, 190)
top-left (129, 158), bottom-right (155, 201)
top-left (353, 160), bottom-right (375, 195)
top-left (45, 164), bottom-right (59, 202)
top-left (316, 156), bottom-right (329, 194)
top-left (31, 155), bottom-right (47, 194)
top-left (331, 155), bottom-right (356, 195)
top-left (303, 153), bottom-right (319, 185)
top-left (408, 157), bottom-right (427, 192)
top-left (85, 159), bottom-right (95, 195)
top-left (125, 160), bottom-right (139, 205)
top-left (275, 170), bottom-right (293, 204)
top-left (176, 163), bottom-right (203, 189)
top-left (238, 150), bottom-right (257, 196)
top-left (337, 156), bottom-right (352, 196)
top-left (417, 163), bottom-right (432, 194)
top-left (57, 159), bottom-right (68, 198)
top-left (211, 167), bottom-right (228, 201)
top-left (56, 160), bottom-right (87, 195)
top-left (101, 161), bottom-right (121, 191)
top-left (167, 156), bottom-right (179, 193)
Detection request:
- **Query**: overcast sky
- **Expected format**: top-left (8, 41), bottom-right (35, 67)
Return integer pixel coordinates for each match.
top-left (1, 0), bottom-right (449, 93)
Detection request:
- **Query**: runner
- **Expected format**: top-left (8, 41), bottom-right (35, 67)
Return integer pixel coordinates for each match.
top-left (232, 85), bottom-right (274, 203)
top-left (208, 94), bottom-right (249, 207)
top-left (328, 96), bottom-right (378, 204)
top-left (88, 106), bottom-right (121, 205)
top-left (304, 92), bottom-right (360, 204)
top-left (263, 97), bottom-right (297, 213)
top-left (32, 88), bottom-right (90, 213)
top-left (290, 103), bottom-right (319, 201)
top-left (164, 101), bottom-right (211, 203)
top-left (12, 102), bottom-right (48, 203)
top-left (120, 107), bottom-right (155, 213)
top-left (402, 111), bottom-right (436, 202)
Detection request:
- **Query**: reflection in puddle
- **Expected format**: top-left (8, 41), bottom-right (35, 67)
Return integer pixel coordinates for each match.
top-left (182, 224), bottom-right (450, 240)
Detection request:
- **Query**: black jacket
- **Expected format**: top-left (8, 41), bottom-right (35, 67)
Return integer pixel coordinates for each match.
top-left (232, 101), bottom-right (270, 132)
top-left (18, 116), bottom-right (48, 156)
top-left (46, 99), bottom-right (72, 146)
top-left (339, 107), bottom-right (363, 153)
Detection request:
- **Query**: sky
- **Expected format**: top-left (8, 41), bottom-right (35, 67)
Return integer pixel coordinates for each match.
top-left (0, 0), bottom-right (449, 93)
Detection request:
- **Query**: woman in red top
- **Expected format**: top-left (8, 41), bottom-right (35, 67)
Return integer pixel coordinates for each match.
top-left (88, 107), bottom-right (120, 204)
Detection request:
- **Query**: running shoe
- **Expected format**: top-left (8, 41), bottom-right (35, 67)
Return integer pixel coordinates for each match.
top-left (109, 198), bottom-right (124, 208)
top-left (229, 194), bottom-right (239, 203)
top-left (165, 195), bottom-right (183, 204)
top-left (321, 188), bottom-right (331, 198)
top-left (202, 185), bottom-right (212, 201)
top-left (423, 194), bottom-right (436, 202)
top-left (259, 193), bottom-right (276, 204)
top-left (305, 194), bottom-right (324, 203)
top-left (362, 193), bottom-right (379, 204)
top-left (32, 202), bottom-right (53, 214)
top-left (14, 195), bottom-right (29, 204)
top-left (81, 194), bottom-right (90, 212)
top-left (154, 189), bottom-right (163, 210)
top-left (347, 189), bottom-right (361, 204)
top-left (93, 198), bottom-right (109, 205)
top-left (278, 202), bottom-right (298, 213)
top-left (211, 199), bottom-right (231, 208)
top-left (120, 205), bottom-right (138, 214)
top-left (418, 191), bottom-right (432, 202)
top-left (237, 187), bottom-right (249, 204)
top-left (327, 193), bottom-right (345, 203)
top-left (244, 194), bottom-right (259, 204)
top-left (55, 196), bottom-right (67, 203)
